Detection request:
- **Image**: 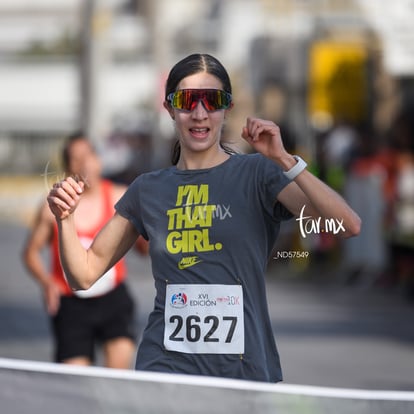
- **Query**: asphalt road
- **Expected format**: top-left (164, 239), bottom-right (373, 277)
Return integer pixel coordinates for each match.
top-left (1, 220), bottom-right (414, 391)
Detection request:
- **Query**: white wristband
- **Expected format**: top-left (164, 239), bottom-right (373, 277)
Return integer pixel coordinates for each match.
top-left (283, 155), bottom-right (307, 180)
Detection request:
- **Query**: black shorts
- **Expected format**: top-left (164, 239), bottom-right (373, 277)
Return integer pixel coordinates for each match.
top-left (52, 282), bottom-right (137, 362)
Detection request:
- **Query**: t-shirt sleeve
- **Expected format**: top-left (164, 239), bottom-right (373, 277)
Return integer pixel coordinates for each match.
top-left (115, 176), bottom-right (148, 239)
top-left (256, 154), bottom-right (294, 222)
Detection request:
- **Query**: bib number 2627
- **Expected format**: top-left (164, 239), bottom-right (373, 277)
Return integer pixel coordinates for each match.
top-left (164, 284), bottom-right (244, 354)
top-left (169, 314), bottom-right (237, 343)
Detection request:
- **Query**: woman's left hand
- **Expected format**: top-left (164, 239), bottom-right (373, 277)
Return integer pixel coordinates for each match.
top-left (241, 117), bottom-right (288, 163)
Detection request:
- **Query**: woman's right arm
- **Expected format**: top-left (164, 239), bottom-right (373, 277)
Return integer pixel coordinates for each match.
top-left (47, 177), bottom-right (139, 290)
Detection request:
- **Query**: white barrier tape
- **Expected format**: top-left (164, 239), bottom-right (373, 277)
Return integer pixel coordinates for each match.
top-left (1, 357), bottom-right (413, 402)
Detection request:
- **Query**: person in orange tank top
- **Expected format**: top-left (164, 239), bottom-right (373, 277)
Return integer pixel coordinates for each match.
top-left (23, 132), bottom-right (146, 368)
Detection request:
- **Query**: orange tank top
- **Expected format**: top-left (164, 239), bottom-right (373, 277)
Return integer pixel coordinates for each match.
top-left (51, 180), bottom-right (126, 297)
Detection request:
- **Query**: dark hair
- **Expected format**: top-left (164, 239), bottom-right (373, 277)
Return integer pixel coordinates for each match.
top-left (62, 131), bottom-right (87, 171)
top-left (165, 53), bottom-right (232, 98)
top-left (165, 54), bottom-right (234, 165)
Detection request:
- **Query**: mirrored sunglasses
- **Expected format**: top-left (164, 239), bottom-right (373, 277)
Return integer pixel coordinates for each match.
top-left (167, 89), bottom-right (232, 112)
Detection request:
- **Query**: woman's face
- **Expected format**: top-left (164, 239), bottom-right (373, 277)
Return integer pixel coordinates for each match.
top-left (68, 139), bottom-right (102, 187)
top-left (164, 71), bottom-right (232, 159)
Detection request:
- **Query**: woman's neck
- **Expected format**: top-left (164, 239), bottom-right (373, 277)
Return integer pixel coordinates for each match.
top-left (176, 148), bottom-right (230, 170)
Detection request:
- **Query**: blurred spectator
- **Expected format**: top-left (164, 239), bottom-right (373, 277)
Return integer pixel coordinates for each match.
top-left (343, 125), bottom-right (389, 287)
top-left (382, 111), bottom-right (414, 298)
top-left (343, 111), bottom-right (414, 298)
top-left (101, 114), bottom-right (153, 184)
top-left (22, 132), bottom-right (147, 367)
top-left (316, 119), bottom-right (358, 196)
top-left (304, 120), bottom-right (359, 265)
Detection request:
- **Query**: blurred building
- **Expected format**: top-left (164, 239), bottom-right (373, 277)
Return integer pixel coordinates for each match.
top-left (0, 0), bottom-right (412, 174)
top-left (0, 0), bottom-right (154, 174)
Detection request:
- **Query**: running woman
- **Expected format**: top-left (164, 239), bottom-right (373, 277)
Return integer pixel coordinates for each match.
top-left (46, 54), bottom-right (361, 382)
top-left (23, 133), bottom-right (139, 368)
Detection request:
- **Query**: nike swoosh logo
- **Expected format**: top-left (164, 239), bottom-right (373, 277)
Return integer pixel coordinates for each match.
top-left (178, 257), bottom-right (203, 270)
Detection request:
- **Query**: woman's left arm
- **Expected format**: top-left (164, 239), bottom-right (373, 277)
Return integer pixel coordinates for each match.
top-left (242, 117), bottom-right (361, 238)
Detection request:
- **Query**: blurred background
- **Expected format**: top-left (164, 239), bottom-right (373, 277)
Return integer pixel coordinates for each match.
top-left (1, 0), bottom-right (414, 390)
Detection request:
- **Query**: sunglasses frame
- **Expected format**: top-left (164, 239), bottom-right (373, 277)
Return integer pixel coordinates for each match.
top-left (166, 89), bottom-right (232, 112)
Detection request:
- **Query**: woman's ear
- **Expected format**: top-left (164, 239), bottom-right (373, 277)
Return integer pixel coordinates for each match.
top-left (163, 101), bottom-right (175, 120)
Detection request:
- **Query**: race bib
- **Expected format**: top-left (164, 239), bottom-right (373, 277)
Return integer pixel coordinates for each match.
top-left (164, 284), bottom-right (244, 354)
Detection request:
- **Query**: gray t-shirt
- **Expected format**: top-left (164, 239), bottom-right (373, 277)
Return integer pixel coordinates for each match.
top-left (115, 153), bottom-right (293, 382)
